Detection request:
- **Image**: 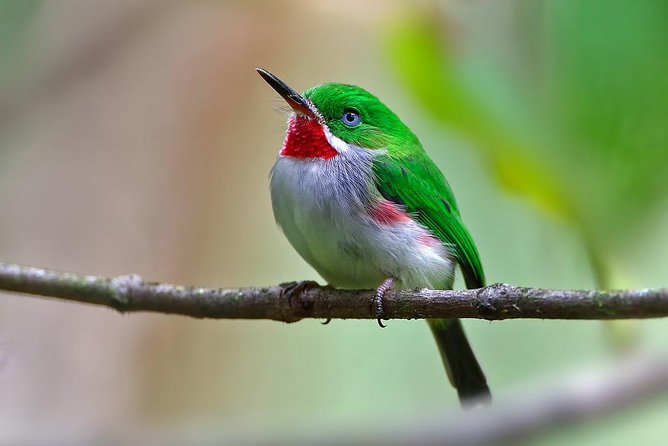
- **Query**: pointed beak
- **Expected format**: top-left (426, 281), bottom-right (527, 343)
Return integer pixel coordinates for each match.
top-left (256, 68), bottom-right (317, 119)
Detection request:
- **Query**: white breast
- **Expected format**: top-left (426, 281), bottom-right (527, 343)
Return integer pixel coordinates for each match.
top-left (269, 147), bottom-right (456, 290)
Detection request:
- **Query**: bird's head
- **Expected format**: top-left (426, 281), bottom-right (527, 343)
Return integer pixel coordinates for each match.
top-left (257, 68), bottom-right (417, 159)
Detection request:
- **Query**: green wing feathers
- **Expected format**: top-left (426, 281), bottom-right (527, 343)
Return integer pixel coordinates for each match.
top-left (373, 148), bottom-right (491, 406)
top-left (372, 150), bottom-right (485, 289)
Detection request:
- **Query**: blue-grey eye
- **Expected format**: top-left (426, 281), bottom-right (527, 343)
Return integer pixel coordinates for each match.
top-left (341, 110), bottom-right (361, 126)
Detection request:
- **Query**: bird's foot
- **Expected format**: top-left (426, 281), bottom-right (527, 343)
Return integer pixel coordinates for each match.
top-left (374, 278), bottom-right (396, 328)
top-left (280, 281), bottom-right (333, 324)
top-left (280, 280), bottom-right (321, 308)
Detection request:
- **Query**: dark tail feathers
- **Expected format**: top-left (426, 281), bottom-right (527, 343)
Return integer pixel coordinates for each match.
top-left (428, 318), bottom-right (491, 408)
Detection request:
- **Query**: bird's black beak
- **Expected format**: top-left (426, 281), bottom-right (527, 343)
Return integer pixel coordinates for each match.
top-left (256, 68), bottom-right (317, 119)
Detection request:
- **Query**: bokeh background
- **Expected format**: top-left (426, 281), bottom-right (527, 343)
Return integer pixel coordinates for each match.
top-left (1, 0), bottom-right (667, 444)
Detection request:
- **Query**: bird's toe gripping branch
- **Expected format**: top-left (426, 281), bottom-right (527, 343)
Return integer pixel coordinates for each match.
top-left (374, 278), bottom-right (396, 328)
top-left (280, 280), bottom-right (334, 323)
top-left (280, 280), bottom-right (321, 308)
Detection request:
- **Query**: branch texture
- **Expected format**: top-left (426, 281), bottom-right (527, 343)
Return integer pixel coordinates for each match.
top-left (1, 262), bottom-right (667, 321)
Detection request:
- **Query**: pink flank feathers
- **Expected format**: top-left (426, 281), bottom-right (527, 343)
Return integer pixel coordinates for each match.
top-left (368, 200), bottom-right (411, 224)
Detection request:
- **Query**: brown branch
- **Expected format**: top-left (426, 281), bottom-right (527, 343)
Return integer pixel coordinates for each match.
top-left (1, 262), bottom-right (667, 321)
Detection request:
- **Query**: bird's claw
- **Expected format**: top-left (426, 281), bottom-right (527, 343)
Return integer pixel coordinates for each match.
top-left (280, 280), bottom-right (321, 308)
top-left (281, 281), bottom-right (335, 324)
top-left (374, 278), bottom-right (396, 329)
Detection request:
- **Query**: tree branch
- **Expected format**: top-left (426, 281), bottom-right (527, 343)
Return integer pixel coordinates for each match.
top-left (0, 262), bottom-right (667, 321)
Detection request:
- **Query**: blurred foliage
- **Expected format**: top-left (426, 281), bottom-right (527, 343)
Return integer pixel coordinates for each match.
top-left (384, 11), bottom-right (573, 222)
top-left (0, 0), bottom-right (40, 81)
top-left (383, 0), bottom-right (668, 280)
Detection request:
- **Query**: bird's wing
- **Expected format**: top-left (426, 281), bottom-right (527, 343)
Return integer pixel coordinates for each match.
top-left (372, 151), bottom-right (485, 289)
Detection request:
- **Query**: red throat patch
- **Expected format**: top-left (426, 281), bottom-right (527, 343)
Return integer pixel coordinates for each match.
top-left (281, 116), bottom-right (338, 159)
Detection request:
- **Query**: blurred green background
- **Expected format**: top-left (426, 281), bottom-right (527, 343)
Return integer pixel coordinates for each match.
top-left (1, 0), bottom-right (667, 444)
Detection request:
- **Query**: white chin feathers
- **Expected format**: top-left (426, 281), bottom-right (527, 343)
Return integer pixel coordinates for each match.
top-left (322, 125), bottom-right (387, 157)
top-left (323, 126), bottom-right (350, 154)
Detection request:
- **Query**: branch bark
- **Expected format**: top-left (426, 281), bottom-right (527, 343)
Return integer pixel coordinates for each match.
top-left (1, 262), bottom-right (667, 321)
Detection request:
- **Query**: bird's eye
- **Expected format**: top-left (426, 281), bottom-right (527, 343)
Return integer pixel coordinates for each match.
top-left (341, 110), bottom-right (361, 127)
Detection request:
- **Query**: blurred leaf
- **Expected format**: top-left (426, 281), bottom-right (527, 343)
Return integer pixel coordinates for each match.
top-left (491, 147), bottom-right (572, 219)
top-left (0, 0), bottom-right (40, 80)
top-left (382, 13), bottom-right (484, 133)
top-left (543, 0), bottom-right (668, 241)
top-left (383, 10), bottom-right (575, 222)
top-left (0, 0), bottom-right (40, 50)
top-left (383, 2), bottom-right (668, 255)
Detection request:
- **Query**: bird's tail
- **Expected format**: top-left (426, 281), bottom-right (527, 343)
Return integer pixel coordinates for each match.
top-left (428, 318), bottom-right (491, 408)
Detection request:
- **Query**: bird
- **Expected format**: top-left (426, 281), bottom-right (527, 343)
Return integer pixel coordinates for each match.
top-left (257, 68), bottom-right (490, 407)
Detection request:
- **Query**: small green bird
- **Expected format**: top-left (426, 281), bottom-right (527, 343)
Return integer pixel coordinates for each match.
top-left (257, 68), bottom-right (490, 406)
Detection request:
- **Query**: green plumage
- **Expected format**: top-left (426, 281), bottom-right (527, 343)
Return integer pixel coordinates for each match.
top-left (373, 150), bottom-right (485, 289)
top-left (372, 130), bottom-right (490, 405)
top-left (307, 83), bottom-right (485, 288)
top-left (305, 82), bottom-right (490, 405)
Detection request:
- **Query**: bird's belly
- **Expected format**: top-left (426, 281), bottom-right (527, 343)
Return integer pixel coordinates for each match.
top-left (270, 158), bottom-right (456, 290)
top-left (277, 200), bottom-right (388, 289)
